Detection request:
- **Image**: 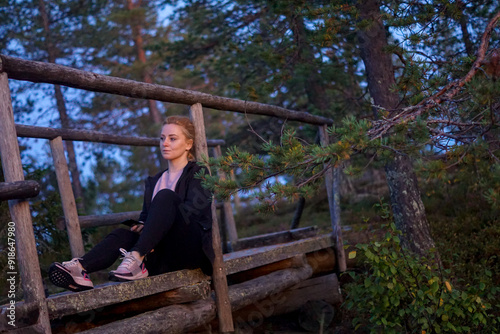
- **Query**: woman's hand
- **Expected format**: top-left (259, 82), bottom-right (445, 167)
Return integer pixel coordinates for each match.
top-left (131, 222), bottom-right (144, 234)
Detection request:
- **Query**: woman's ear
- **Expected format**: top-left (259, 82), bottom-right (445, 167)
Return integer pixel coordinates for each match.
top-left (187, 139), bottom-right (194, 150)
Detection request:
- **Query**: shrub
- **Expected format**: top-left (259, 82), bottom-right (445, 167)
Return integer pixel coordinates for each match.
top-left (343, 223), bottom-right (500, 333)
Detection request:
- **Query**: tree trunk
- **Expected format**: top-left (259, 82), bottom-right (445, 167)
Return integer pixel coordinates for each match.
top-left (126, 0), bottom-right (162, 125)
top-left (457, 0), bottom-right (474, 57)
top-left (291, 12), bottom-right (329, 111)
top-left (38, 0), bottom-right (85, 213)
top-left (356, 0), bottom-right (437, 256)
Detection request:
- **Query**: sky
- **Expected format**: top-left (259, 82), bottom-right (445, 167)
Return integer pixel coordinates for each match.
top-left (11, 3), bottom-right (177, 181)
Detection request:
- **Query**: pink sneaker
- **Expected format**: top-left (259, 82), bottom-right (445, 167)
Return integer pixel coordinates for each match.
top-left (109, 248), bottom-right (148, 282)
top-left (49, 258), bottom-right (94, 292)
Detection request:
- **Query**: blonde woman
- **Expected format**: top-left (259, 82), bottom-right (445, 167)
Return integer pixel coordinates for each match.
top-left (49, 116), bottom-right (213, 291)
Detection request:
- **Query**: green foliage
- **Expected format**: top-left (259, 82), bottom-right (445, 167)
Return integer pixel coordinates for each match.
top-left (198, 116), bottom-right (378, 212)
top-left (343, 224), bottom-right (500, 333)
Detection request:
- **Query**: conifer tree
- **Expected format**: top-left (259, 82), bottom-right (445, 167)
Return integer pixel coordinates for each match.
top-left (37, 0), bottom-right (85, 212)
top-left (0, 0), bottom-right (112, 214)
top-left (163, 0), bottom-right (500, 256)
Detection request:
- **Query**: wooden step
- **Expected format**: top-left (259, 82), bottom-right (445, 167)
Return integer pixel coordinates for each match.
top-left (47, 268), bottom-right (208, 320)
top-left (78, 265), bottom-right (314, 334)
top-left (224, 233), bottom-right (334, 275)
top-left (45, 233), bottom-right (333, 320)
top-left (1, 233), bottom-right (335, 330)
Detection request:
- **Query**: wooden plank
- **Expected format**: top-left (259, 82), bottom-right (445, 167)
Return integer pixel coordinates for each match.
top-left (0, 71), bottom-right (52, 333)
top-left (16, 124), bottom-right (224, 147)
top-left (224, 234), bottom-right (334, 275)
top-left (49, 136), bottom-right (84, 258)
top-left (228, 264), bottom-right (313, 312)
top-left (79, 299), bottom-right (216, 334)
top-left (1, 55), bottom-right (333, 126)
top-left (231, 226), bottom-right (318, 251)
top-left (73, 205), bottom-right (221, 230)
top-left (79, 265), bottom-right (312, 334)
top-left (96, 281), bottom-right (211, 317)
top-left (46, 268), bottom-right (208, 320)
top-left (190, 102), bottom-right (234, 333)
top-left (0, 180), bottom-right (40, 200)
top-left (50, 281), bottom-right (211, 333)
top-left (77, 211), bottom-right (141, 229)
top-left (319, 125), bottom-right (347, 272)
top-left (213, 145), bottom-right (238, 245)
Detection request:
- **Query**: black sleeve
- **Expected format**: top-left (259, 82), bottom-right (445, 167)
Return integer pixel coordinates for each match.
top-left (179, 168), bottom-right (213, 230)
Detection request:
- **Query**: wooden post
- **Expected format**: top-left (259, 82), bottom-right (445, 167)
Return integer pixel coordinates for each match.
top-left (213, 145), bottom-right (238, 246)
top-left (189, 103), bottom-right (234, 333)
top-left (0, 71), bottom-right (52, 333)
top-left (50, 136), bottom-right (85, 257)
top-left (318, 125), bottom-right (347, 272)
top-left (229, 170), bottom-right (241, 213)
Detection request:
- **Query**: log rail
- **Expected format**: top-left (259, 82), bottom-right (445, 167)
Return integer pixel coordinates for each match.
top-left (15, 124), bottom-right (225, 147)
top-left (0, 180), bottom-right (40, 201)
top-left (1, 55), bottom-right (333, 126)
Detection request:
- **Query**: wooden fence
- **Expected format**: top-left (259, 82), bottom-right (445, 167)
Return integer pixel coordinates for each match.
top-left (0, 54), bottom-right (345, 333)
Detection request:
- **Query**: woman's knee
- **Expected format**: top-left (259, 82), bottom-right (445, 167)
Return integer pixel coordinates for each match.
top-left (109, 228), bottom-right (139, 241)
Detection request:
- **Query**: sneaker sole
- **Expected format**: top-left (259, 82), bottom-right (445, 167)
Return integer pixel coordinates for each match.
top-left (49, 263), bottom-right (93, 292)
top-left (108, 271), bottom-right (148, 282)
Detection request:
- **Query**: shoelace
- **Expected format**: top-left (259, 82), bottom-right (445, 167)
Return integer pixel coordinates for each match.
top-left (118, 248), bottom-right (136, 270)
top-left (62, 258), bottom-right (80, 268)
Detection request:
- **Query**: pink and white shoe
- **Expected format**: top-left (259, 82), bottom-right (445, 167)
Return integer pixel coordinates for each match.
top-left (49, 258), bottom-right (94, 292)
top-left (109, 248), bottom-right (148, 282)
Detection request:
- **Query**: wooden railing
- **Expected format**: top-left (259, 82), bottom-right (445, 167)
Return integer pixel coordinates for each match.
top-left (0, 54), bottom-right (345, 333)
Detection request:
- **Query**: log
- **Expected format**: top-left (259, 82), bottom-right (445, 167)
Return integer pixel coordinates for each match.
top-left (290, 196), bottom-right (306, 229)
top-left (50, 281), bottom-right (211, 333)
top-left (224, 234), bottom-right (333, 275)
top-left (78, 299), bottom-right (216, 334)
top-left (96, 281), bottom-right (211, 317)
top-left (0, 180), bottom-right (40, 201)
top-left (227, 246), bottom-right (337, 285)
top-left (15, 124), bottom-right (224, 147)
top-left (190, 102), bottom-right (234, 332)
top-left (61, 204), bottom-right (222, 230)
top-left (231, 226), bottom-right (318, 251)
top-left (50, 136), bottom-right (84, 258)
top-left (232, 274), bottom-right (341, 331)
top-left (0, 72), bottom-right (51, 332)
top-left (1, 55), bottom-right (333, 126)
top-left (77, 211), bottom-right (141, 229)
top-left (306, 248), bottom-right (337, 275)
top-left (228, 255), bottom-right (307, 284)
top-left (228, 264), bottom-right (313, 312)
top-left (319, 125), bottom-right (347, 272)
top-left (213, 145), bottom-right (238, 246)
top-left (47, 268), bottom-right (208, 320)
top-left (79, 265), bottom-right (313, 334)
top-left (1, 323), bottom-right (46, 334)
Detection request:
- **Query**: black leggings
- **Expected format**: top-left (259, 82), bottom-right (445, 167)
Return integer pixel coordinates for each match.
top-left (79, 189), bottom-right (211, 276)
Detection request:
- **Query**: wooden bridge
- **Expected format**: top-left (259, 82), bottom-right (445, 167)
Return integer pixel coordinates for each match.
top-left (0, 55), bottom-right (346, 333)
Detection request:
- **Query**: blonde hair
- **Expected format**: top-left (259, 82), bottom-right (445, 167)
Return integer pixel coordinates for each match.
top-left (163, 116), bottom-right (196, 161)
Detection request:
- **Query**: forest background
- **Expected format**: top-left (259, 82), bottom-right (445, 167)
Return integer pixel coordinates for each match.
top-left (0, 0), bottom-right (499, 332)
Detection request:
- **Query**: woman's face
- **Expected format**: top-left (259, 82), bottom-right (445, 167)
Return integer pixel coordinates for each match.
top-left (160, 124), bottom-right (193, 162)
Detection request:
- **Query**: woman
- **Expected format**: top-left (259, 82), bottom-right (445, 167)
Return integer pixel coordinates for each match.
top-left (49, 116), bottom-right (214, 292)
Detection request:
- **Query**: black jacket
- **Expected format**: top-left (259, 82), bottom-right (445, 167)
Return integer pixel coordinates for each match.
top-left (139, 161), bottom-right (215, 266)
